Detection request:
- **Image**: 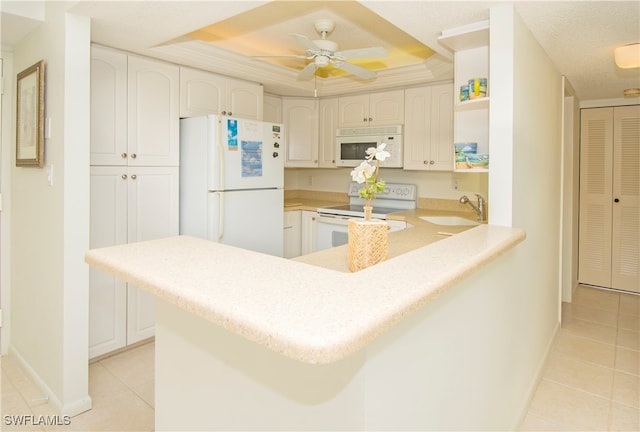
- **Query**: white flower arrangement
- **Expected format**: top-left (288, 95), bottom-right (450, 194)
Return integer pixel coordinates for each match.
top-left (350, 143), bottom-right (390, 213)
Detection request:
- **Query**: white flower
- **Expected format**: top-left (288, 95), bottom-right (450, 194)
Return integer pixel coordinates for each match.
top-left (365, 143), bottom-right (391, 162)
top-left (350, 161), bottom-right (375, 184)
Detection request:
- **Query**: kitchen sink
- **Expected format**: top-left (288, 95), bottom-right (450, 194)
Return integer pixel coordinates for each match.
top-left (419, 216), bottom-right (480, 226)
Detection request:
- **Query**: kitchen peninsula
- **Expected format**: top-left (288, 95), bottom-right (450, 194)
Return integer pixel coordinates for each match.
top-left (85, 220), bottom-right (526, 430)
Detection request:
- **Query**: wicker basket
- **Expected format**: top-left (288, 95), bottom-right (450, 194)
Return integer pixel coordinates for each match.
top-left (347, 218), bottom-right (388, 272)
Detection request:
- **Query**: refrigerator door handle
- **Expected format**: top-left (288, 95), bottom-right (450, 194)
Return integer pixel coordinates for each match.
top-left (217, 117), bottom-right (226, 192)
top-left (217, 192), bottom-right (224, 242)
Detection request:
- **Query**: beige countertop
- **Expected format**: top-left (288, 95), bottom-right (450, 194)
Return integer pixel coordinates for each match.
top-left (85, 213), bottom-right (525, 364)
top-left (294, 207), bottom-right (484, 272)
top-left (284, 198), bottom-right (345, 212)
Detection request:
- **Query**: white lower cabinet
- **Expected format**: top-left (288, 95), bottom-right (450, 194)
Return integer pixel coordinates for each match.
top-left (301, 211), bottom-right (317, 255)
top-left (283, 210), bottom-right (317, 258)
top-left (283, 211), bottom-right (302, 259)
top-left (89, 166), bottom-right (179, 358)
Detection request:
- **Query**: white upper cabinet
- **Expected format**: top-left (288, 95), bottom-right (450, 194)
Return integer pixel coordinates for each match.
top-left (282, 98), bottom-right (319, 168)
top-left (263, 94), bottom-right (283, 124)
top-left (90, 47), bottom-right (128, 166)
top-left (403, 84), bottom-right (453, 171)
top-left (128, 56), bottom-right (180, 166)
top-left (91, 47), bottom-right (180, 167)
top-left (179, 66), bottom-right (263, 120)
top-left (338, 90), bottom-right (404, 128)
top-left (318, 97), bottom-right (339, 168)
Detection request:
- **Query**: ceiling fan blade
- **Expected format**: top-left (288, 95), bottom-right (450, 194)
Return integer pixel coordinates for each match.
top-left (333, 61), bottom-right (377, 80)
top-left (297, 63), bottom-right (318, 80)
top-left (289, 33), bottom-right (320, 53)
top-left (251, 54), bottom-right (309, 59)
top-left (335, 46), bottom-right (388, 60)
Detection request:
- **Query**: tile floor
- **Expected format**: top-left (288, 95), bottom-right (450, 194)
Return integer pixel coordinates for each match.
top-left (520, 285), bottom-right (639, 431)
top-left (1, 341), bottom-right (154, 431)
top-left (1, 285), bottom-right (638, 431)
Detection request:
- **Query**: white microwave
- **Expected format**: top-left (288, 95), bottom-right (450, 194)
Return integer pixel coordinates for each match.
top-left (335, 125), bottom-right (403, 168)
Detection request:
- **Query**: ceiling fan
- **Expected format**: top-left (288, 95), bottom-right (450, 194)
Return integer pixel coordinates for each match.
top-left (256, 19), bottom-right (388, 80)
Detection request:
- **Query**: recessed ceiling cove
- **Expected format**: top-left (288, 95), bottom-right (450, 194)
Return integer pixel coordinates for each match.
top-left (183, 0), bottom-right (435, 79)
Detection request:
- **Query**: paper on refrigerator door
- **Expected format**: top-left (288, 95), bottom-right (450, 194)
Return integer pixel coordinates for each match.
top-left (241, 141), bottom-right (262, 177)
top-left (226, 118), bottom-right (238, 151)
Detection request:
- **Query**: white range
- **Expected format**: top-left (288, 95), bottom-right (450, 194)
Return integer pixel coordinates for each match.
top-left (315, 182), bottom-right (417, 251)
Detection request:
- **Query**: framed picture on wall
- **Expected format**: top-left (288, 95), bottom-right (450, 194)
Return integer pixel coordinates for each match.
top-left (16, 60), bottom-right (45, 167)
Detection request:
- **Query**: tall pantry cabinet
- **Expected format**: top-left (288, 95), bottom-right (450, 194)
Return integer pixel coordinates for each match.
top-left (89, 45), bottom-right (180, 358)
top-left (579, 105), bottom-right (639, 293)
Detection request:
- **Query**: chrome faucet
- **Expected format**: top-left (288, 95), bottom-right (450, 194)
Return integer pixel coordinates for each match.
top-left (459, 194), bottom-right (487, 221)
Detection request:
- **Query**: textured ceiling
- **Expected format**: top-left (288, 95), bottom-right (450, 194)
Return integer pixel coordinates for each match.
top-left (4, 1), bottom-right (640, 100)
top-left (183, 1), bottom-right (435, 78)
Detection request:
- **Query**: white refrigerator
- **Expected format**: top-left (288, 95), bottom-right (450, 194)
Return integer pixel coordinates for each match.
top-left (180, 115), bottom-right (284, 257)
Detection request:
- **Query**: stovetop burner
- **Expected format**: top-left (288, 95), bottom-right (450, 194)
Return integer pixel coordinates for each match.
top-left (317, 204), bottom-right (401, 219)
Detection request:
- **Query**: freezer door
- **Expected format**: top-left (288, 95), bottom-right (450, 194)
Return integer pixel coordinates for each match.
top-left (207, 189), bottom-right (284, 257)
top-left (209, 117), bottom-right (284, 191)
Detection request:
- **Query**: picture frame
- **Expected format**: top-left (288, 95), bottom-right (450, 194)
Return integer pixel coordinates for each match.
top-left (16, 60), bottom-right (45, 167)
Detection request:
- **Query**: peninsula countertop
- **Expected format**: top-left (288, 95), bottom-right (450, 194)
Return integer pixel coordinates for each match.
top-left (85, 218), bottom-right (526, 365)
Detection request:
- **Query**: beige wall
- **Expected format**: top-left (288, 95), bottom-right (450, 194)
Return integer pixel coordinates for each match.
top-left (7, 2), bottom-right (91, 416)
top-left (285, 167), bottom-right (488, 200)
top-left (487, 4), bottom-right (564, 422)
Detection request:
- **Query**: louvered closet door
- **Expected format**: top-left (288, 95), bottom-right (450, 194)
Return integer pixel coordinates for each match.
top-left (611, 105), bottom-right (639, 292)
top-left (579, 108), bottom-right (614, 287)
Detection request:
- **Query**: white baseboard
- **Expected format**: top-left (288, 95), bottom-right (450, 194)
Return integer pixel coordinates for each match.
top-left (512, 319), bottom-right (561, 430)
top-left (8, 345), bottom-right (92, 417)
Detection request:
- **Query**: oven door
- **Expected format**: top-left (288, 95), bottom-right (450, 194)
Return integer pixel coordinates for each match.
top-left (315, 214), bottom-right (352, 251)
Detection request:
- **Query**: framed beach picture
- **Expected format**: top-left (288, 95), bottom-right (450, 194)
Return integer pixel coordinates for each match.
top-left (16, 60), bottom-right (45, 167)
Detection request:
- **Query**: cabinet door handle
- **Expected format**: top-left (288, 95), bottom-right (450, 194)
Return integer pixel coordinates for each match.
top-left (131, 174), bottom-right (137, 180)
top-left (368, 117), bottom-right (373, 122)
top-left (121, 153), bottom-right (127, 159)
top-left (430, 160), bottom-right (435, 165)
top-left (222, 111), bottom-right (227, 115)
top-left (228, 111), bottom-right (232, 116)
top-left (423, 160), bottom-right (428, 165)
top-left (121, 174), bottom-right (127, 180)
top-left (130, 153), bottom-right (137, 159)
top-left (614, 198), bottom-right (620, 203)
top-left (363, 118), bottom-right (368, 122)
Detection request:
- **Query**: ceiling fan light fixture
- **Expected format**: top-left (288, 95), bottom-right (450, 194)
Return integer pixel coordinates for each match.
top-left (315, 55), bottom-right (330, 67)
top-left (614, 43), bottom-right (640, 68)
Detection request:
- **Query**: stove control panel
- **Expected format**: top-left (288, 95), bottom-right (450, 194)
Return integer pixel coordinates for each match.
top-left (348, 182), bottom-right (417, 201)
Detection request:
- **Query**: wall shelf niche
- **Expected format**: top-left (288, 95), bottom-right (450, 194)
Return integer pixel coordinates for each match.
top-left (439, 20), bottom-right (490, 173)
